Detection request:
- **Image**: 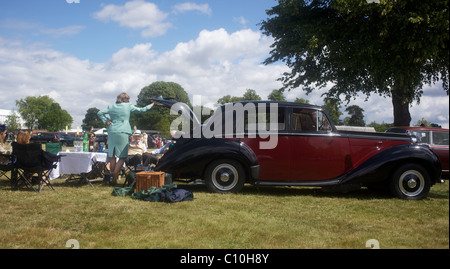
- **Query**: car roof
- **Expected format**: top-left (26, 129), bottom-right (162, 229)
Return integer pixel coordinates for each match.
top-left (388, 126), bottom-right (449, 132)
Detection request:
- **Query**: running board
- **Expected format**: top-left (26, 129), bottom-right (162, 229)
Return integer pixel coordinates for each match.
top-left (254, 179), bottom-right (340, 187)
top-left (254, 180), bottom-right (363, 193)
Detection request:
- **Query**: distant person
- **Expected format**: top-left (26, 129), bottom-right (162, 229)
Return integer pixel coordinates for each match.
top-left (16, 129), bottom-right (31, 144)
top-left (127, 130), bottom-right (152, 167)
top-left (97, 92), bottom-right (154, 185)
top-left (0, 124), bottom-right (11, 165)
top-left (13, 130), bottom-right (58, 182)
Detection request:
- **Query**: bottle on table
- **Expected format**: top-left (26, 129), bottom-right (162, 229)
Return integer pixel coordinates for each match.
top-left (83, 131), bottom-right (89, 152)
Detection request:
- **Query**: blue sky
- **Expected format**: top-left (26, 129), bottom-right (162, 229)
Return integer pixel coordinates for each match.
top-left (0, 0), bottom-right (448, 129)
top-left (1, 0), bottom-right (273, 62)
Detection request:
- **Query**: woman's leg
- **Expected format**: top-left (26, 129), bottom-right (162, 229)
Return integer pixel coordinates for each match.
top-left (109, 149), bottom-right (118, 184)
top-left (114, 158), bottom-right (126, 175)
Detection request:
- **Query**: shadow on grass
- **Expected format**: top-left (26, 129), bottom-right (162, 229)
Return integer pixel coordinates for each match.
top-left (2, 176), bottom-right (447, 200)
top-left (178, 181), bottom-right (449, 200)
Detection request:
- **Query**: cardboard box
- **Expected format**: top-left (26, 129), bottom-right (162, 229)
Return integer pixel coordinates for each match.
top-left (135, 171), bottom-right (165, 192)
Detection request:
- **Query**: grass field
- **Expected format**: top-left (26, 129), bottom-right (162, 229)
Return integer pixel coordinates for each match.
top-left (0, 174), bottom-right (448, 250)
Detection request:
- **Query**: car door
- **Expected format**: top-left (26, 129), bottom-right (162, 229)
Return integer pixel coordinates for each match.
top-left (287, 108), bottom-right (350, 181)
top-left (238, 104), bottom-right (293, 180)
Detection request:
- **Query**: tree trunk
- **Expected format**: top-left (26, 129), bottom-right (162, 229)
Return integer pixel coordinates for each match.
top-left (392, 92), bottom-right (412, 127)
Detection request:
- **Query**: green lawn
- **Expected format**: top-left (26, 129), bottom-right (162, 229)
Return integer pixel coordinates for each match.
top-left (0, 176), bottom-right (448, 249)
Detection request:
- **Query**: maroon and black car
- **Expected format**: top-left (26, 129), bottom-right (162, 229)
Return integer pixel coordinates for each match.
top-left (151, 99), bottom-right (441, 200)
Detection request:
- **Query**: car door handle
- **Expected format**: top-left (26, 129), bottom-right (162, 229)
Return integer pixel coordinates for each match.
top-left (376, 141), bottom-right (383, 150)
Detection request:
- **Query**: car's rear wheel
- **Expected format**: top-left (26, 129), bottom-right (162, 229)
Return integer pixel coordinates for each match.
top-left (204, 159), bottom-right (246, 193)
top-left (390, 164), bottom-right (431, 200)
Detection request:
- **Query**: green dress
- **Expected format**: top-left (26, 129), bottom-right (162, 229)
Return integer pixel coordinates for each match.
top-left (97, 103), bottom-right (152, 158)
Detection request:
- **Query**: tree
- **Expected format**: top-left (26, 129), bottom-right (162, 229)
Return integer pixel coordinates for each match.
top-left (217, 95), bottom-right (243, 105)
top-left (242, 89), bottom-right (262, 101)
top-left (345, 105), bottom-right (365, 127)
top-left (267, 89), bottom-right (287, 101)
top-left (217, 89), bottom-right (262, 105)
top-left (260, 0), bottom-right (449, 126)
top-left (16, 95), bottom-right (73, 131)
top-left (4, 110), bottom-right (21, 131)
top-left (294, 98), bottom-right (309, 104)
top-left (414, 117), bottom-right (441, 128)
top-left (136, 81), bottom-right (191, 107)
top-left (133, 81), bottom-right (191, 137)
top-left (367, 121), bottom-right (394, 132)
top-left (322, 97), bottom-right (342, 125)
top-left (39, 103), bottom-right (73, 132)
top-left (82, 107), bottom-right (106, 131)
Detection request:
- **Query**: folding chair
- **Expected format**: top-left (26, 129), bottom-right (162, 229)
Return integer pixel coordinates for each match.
top-left (0, 153), bottom-right (15, 182)
top-left (122, 154), bottom-right (144, 186)
top-left (12, 142), bottom-right (60, 192)
top-left (45, 142), bottom-right (62, 155)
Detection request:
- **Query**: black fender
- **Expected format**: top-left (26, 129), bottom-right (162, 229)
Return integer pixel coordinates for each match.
top-left (154, 138), bottom-right (259, 180)
top-left (339, 143), bottom-right (442, 186)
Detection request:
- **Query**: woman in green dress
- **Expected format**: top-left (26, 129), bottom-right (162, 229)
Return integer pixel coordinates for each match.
top-left (98, 93), bottom-right (154, 184)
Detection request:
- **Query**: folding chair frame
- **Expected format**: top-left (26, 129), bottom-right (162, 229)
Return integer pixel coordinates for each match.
top-left (0, 153), bottom-right (14, 182)
top-left (11, 142), bottom-right (59, 192)
top-left (122, 154), bottom-right (144, 186)
top-left (14, 166), bottom-right (55, 192)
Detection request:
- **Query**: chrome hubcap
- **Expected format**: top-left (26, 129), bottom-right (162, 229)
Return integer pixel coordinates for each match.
top-left (399, 170), bottom-right (424, 197)
top-left (220, 172), bottom-right (230, 182)
top-left (407, 178), bottom-right (417, 188)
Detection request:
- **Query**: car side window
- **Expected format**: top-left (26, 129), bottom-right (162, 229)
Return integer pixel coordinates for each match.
top-left (432, 131), bottom-right (449, 146)
top-left (317, 111), bottom-right (332, 131)
top-left (292, 108), bottom-right (315, 131)
top-left (292, 108), bottom-right (330, 132)
top-left (412, 131), bottom-right (431, 144)
top-left (244, 105), bottom-right (285, 132)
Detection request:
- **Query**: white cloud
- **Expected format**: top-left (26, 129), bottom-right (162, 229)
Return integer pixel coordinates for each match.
top-left (40, 25), bottom-right (85, 37)
top-left (0, 19), bottom-right (84, 37)
top-left (233, 16), bottom-right (249, 27)
top-left (93, 0), bottom-right (171, 37)
top-left (172, 2), bottom-right (212, 16)
top-left (0, 28), bottom-right (448, 130)
top-left (0, 29), bottom-right (288, 128)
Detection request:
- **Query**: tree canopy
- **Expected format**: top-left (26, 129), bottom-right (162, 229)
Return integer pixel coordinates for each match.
top-left (345, 105), bottom-right (365, 126)
top-left (132, 81), bottom-right (191, 137)
top-left (82, 107), bottom-right (106, 131)
top-left (216, 89), bottom-right (262, 104)
top-left (16, 95), bottom-right (73, 131)
top-left (260, 0), bottom-right (449, 126)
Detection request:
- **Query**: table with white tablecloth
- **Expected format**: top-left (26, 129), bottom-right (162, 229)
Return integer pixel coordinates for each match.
top-left (50, 152), bottom-right (108, 186)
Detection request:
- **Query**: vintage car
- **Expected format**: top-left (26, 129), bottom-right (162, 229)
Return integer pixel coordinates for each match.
top-left (30, 133), bottom-right (59, 144)
top-left (385, 126), bottom-right (449, 180)
top-left (151, 99), bottom-right (441, 200)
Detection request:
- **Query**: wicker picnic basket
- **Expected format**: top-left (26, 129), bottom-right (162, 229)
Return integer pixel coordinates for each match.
top-left (135, 171), bottom-right (165, 192)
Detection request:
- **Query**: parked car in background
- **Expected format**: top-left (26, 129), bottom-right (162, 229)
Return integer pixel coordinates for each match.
top-left (56, 134), bottom-right (74, 146)
top-left (30, 133), bottom-right (59, 144)
top-left (386, 127), bottom-right (449, 179)
top-left (95, 134), bottom-right (108, 144)
top-left (151, 99), bottom-right (441, 200)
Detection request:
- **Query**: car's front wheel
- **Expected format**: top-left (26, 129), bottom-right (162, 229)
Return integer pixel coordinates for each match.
top-left (204, 159), bottom-right (246, 193)
top-left (390, 164), bottom-right (431, 200)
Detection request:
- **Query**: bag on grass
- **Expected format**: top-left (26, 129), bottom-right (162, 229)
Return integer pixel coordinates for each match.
top-left (111, 186), bottom-right (134, 197)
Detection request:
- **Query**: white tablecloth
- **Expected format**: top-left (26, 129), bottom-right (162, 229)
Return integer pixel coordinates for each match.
top-left (50, 152), bottom-right (108, 180)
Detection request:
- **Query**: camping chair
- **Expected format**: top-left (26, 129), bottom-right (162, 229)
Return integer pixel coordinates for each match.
top-left (0, 153), bottom-right (15, 183)
top-left (45, 142), bottom-right (62, 155)
top-left (122, 155), bottom-right (144, 186)
top-left (12, 142), bottom-right (60, 192)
